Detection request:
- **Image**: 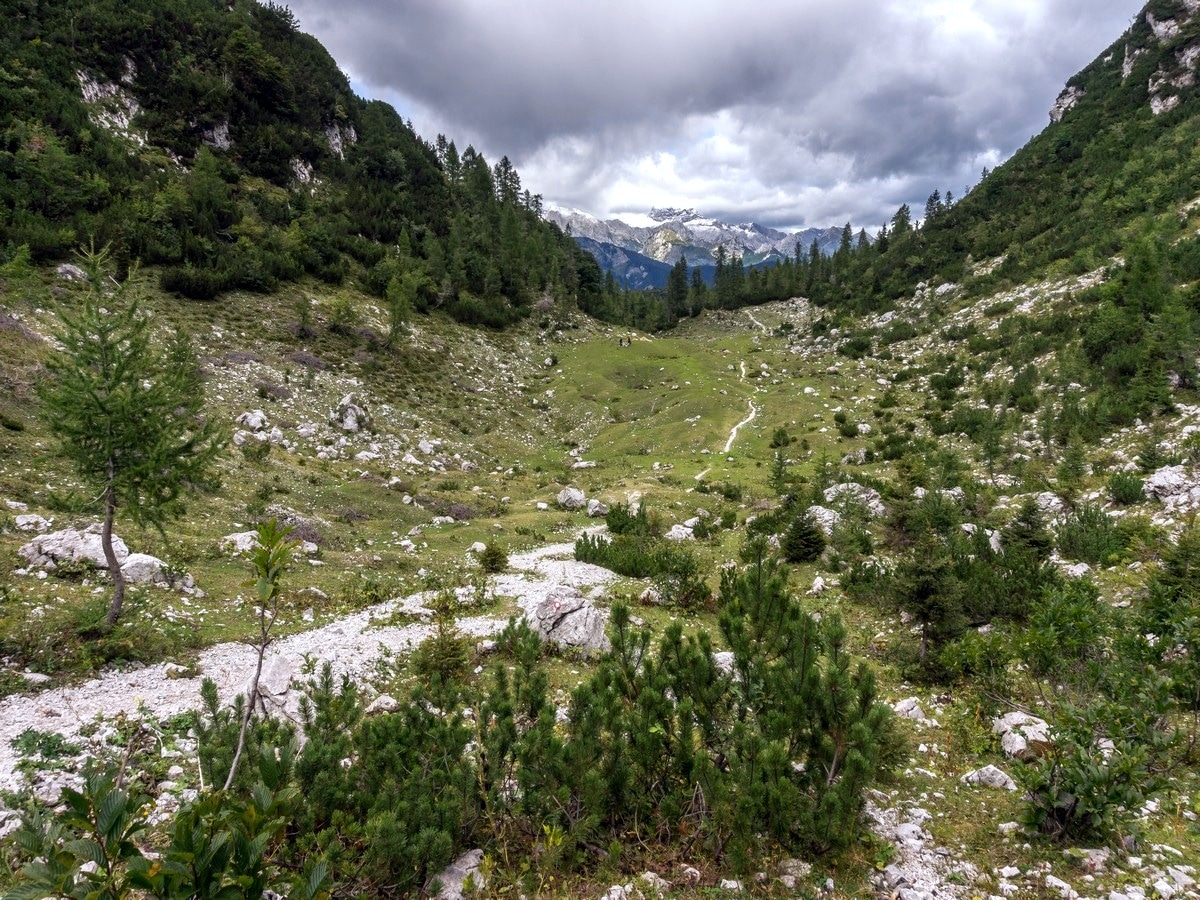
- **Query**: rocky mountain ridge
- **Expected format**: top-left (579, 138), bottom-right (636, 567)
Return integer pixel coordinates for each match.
top-left (544, 204), bottom-right (845, 287)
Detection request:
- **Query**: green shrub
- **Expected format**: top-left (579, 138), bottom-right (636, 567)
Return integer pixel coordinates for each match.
top-left (1108, 471), bottom-right (1145, 505)
top-left (605, 502), bottom-right (653, 536)
top-left (1056, 504), bottom-right (1127, 565)
top-left (478, 541), bottom-right (508, 574)
top-left (783, 512), bottom-right (826, 563)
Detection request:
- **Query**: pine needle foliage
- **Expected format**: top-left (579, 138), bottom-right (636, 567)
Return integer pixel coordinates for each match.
top-left (38, 245), bottom-right (223, 626)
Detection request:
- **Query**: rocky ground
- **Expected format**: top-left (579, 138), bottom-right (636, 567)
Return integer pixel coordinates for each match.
top-left (0, 541), bottom-right (615, 820)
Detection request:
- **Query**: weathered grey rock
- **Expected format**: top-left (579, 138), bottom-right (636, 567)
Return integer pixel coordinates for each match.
top-left (713, 651), bottom-right (735, 675)
top-left (56, 262), bottom-right (87, 281)
top-left (19, 525), bottom-right (129, 570)
top-left (365, 694), bottom-right (399, 716)
top-left (882, 864), bottom-right (908, 889)
top-left (556, 487), bottom-right (586, 510)
top-left (823, 482), bottom-right (885, 517)
top-left (429, 849), bottom-right (485, 900)
top-left (222, 531), bottom-right (260, 553)
top-left (893, 697), bottom-right (928, 721)
top-left (1035, 492), bottom-right (1065, 517)
top-left (526, 585), bottom-right (610, 654)
top-left (664, 524), bottom-right (694, 541)
top-left (572, 460), bottom-right (597, 469)
top-left (120, 553), bottom-right (168, 585)
top-left (1044, 874), bottom-right (1076, 898)
top-left (1145, 465), bottom-right (1190, 500)
top-left (1166, 867), bottom-right (1195, 889)
top-left (779, 859), bottom-right (811, 879)
top-left (1064, 562), bottom-right (1091, 579)
top-left (993, 711), bottom-right (1053, 760)
top-left (805, 505), bottom-right (841, 536)
top-left (15, 514), bottom-right (51, 533)
top-left (236, 409), bottom-right (270, 431)
top-left (961, 764), bottom-right (1018, 791)
top-left (329, 393), bottom-right (370, 432)
top-left (249, 655), bottom-right (296, 710)
top-left (587, 498), bottom-right (609, 518)
top-left (639, 872), bottom-right (671, 896)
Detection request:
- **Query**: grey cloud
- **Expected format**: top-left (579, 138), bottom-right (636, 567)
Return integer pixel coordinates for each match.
top-left (286, 0), bottom-right (1141, 229)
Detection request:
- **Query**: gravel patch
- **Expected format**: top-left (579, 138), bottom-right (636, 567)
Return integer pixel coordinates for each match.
top-left (0, 541), bottom-right (615, 797)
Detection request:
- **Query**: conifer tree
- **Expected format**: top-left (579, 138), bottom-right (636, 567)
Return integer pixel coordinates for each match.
top-left (782, 510), bottom-right (825, 563)
top-left (39, 246), bottom-right (224, 627)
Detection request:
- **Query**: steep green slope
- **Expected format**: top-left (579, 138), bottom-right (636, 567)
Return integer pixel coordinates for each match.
top-left (0, 0), bottom-right (601, 322)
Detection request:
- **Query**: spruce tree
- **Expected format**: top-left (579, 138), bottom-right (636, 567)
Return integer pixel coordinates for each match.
top-left (39, 246), bottom-right (224, 627)
top-left (782, 510), bottom-right (826, 563)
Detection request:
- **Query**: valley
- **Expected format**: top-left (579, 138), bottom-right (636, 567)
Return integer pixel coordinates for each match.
top-left (3, 0), bottom-right (1200, 896)
top-left (2, 262), bottom-right (1200, 897)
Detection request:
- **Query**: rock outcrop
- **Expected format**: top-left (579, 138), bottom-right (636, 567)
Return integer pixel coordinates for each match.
top-left (525, 585), bottom-right (609, 654)
top-left (20, 525), bottom-right (129, 570)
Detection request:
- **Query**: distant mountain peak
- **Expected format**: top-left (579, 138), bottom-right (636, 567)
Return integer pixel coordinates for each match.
top-left (648, 207), bottom-right (698, 222)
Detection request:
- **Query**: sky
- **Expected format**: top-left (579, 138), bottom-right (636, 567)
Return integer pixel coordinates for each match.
top-left (282, 0), bottom-right (1143, 233)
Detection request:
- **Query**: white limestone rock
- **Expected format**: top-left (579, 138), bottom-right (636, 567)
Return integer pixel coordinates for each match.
top-left (525, 585), bottom-right (610, 654)
top-left (222, 531), bottom-right (260, 553)
top-left (19, 525), bottom-right (129, 570)
top-left (823, 482), bottom-right (885, 517)
top-left (120, 553), bottom-right (168, 585)
top-left (805, 505), bottom-right (842, 536)
top-left (993, 711), bottom-right (1053, 760)
top-left (236, 409), bottom-right (270, 432)
top-left (15, 514), bottom-right (51, 533)
top-left (961, 764), bottom-right (1018, 791)
top-left (429, 849), bottom-right (485, 900)
top-left (556, 487), bottom-right (586, 510)
top-left (329, 393), bottom-right (371, 433)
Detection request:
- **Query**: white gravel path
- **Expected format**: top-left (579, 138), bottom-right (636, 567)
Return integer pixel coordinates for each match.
top-left (0, 540), bottom-right (615, 797)
top-left (723, 400), bottom-right (758, 453)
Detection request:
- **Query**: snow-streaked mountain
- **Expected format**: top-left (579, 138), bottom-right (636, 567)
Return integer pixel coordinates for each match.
top-left (544, 204), bottom-right (846, 283)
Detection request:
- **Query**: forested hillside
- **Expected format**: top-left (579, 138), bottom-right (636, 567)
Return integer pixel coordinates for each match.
top-left (0, 0), bottom-right (601, 324)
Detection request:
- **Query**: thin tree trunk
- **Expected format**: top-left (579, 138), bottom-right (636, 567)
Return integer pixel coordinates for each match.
top-left (225, 640), bottom-right (266, 791)
top-left (101, 467), bottom-right (125, 628)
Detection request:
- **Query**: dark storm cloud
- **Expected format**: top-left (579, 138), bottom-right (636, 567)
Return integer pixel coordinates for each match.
top-left (284, 0), bottom-right (1141, 229)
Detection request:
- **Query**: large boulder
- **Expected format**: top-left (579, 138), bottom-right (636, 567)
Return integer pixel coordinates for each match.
top-left (992, 711), bottom-right (1053, 760)
top-left (120, 553), bottom-right (168, 585)
top-left (429, 849), bottom-right (485, 900)
top-left (19, 525), bottom-right (129, 570)
top-left (15, 514), bottom-right (51, 533)
top-left (235, 409), bottom-right (270, 432)
top-left (222, 531), bottom-right (260, 553)
top-left (329, 393), bottom-right (371, 433)
top-left (1144, 465), bottom-right (1200, 514)
top-left (664, 524), bottom-right (694, 541)
top-left (525, 585), bottom-right (610, 654)
top-left (246, 654), bottom-right (297, 713)
top-left (961, 764), bottom-right (1017, 791)
top-left (587, 498), bottom-right (609, 518)
top-left (556, 487), bottom-right (586, 510)
top-left (822, 482), bottom-right (885, 517)
top-left (805, 505), bottom-right (841, 536)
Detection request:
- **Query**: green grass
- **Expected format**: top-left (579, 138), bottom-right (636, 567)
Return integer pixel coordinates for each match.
top-left (3, 270), bottom-right (1200, 895)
